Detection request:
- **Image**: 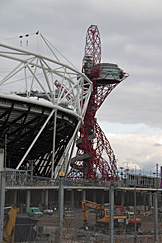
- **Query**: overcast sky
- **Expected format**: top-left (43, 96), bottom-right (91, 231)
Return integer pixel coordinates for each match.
top-left (1, 0), bottom-right (162, 175)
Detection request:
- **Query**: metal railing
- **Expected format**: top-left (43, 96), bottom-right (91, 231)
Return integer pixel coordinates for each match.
top-left (4, 169), bottom-right (162, 189)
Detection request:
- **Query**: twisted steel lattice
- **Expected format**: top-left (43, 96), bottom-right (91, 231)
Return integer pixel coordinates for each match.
top-left (68, 25), bottom-right (128, 180)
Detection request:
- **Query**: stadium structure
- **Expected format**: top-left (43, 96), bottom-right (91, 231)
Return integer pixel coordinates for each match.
top-left (0, 33), bottom-right (92, 180)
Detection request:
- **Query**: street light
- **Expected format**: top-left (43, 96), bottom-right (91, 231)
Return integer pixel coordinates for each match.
top-left (120, 167), bottom-right (124, 180)
top-left (58, 171), bottom-right (65, 243)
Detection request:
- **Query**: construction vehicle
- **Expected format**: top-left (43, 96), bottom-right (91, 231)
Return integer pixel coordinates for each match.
top-left (82, 200), bottom-right (126, 229)
top-left (126, 211), bottom-right (141, 231)
top-left (2, 206), bottom-right (39, 242)
top-left (3, 206), bottom-right (17, 243)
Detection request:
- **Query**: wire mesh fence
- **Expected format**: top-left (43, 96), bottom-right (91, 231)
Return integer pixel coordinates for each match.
top-left (4, 170), bottom-right (162, 242)
top-left (13, 196), bottom-right (162, 243)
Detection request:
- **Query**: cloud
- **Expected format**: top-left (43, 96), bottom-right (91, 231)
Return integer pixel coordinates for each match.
top-left (97, 83), bottom-right (162, 129)
top-left (125, 44), bottom-right (162, 62)
top-left (107, 128), bottom-right (162, 174)
top-left (154, 143), bottom-right (162, 147)
top-left (0, 0), bottom-right (162, 174)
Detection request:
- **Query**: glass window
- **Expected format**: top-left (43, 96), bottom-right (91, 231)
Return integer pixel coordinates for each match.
top-left (106, 210), bottom-right (109, 216)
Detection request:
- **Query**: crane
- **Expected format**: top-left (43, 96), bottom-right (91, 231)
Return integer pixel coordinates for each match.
top-left (68, 25), bottom-right (128, 181)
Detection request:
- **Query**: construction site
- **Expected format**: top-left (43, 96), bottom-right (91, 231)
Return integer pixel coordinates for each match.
top-left (0, 25), bottom-right (161, 242)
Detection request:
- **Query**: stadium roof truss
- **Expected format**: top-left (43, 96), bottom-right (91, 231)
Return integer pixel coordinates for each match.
top-left (0, 39), bottom-right (92, 179)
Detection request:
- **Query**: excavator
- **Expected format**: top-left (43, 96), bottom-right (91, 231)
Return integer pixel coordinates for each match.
top-left (3, 206), bottom-right (17, 243)
top-left (2, 205), bottom-right (39, 242)
top-left (82, 200), bottom-right (126, 230)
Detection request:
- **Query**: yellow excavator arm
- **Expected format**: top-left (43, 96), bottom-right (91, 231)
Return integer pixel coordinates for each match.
top-left (3, 206), bottom-right (17, 243)
top-left (82, 200), bottom-right (102, 224)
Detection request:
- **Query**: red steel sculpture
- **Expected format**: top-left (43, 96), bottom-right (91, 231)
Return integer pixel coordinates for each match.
top-left (68, 25), bottom-right (128, 181)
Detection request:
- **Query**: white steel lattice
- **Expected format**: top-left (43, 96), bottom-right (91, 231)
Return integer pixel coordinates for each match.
top-left (0, 34), bottom-right (93, 179)
top-left (0, 35), bottom-right (92, 119)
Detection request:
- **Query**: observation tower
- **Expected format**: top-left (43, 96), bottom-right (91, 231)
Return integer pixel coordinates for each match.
top-left (0, 33), bottom-right (92, 179)
top-left (68, 25), bottom-right (128, 181)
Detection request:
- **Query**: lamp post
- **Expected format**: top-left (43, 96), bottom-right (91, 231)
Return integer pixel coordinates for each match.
top-left (0, 149), bottom-right (5, 243)
top-left (58, 171), bottom-right (65, 243)
top-left (153, 192), bottom-right (158, 242)
top-left (153, 173), bottom-right (156, 187)
top-left (134, 176), bottom-right (137, 243)
top-left (109, 181), bottom-right (114, 243)
top-left (120, 167), bottom-right (123, 180)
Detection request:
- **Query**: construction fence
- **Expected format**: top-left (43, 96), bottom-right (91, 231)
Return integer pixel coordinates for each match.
top-left (12, 191), bottom-right (162, 243)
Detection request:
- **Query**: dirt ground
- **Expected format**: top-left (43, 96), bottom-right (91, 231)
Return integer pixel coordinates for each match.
top-left (37, 210), bottom-right (158, 231)
top-left (34, 210), bottom-right (162, 242)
